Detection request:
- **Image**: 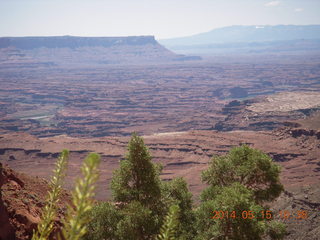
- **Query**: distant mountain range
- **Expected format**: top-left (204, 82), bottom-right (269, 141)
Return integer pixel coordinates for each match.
top-left (159, 25), bottom-right (320, 46)
top-left (159, 25), bottom-right (320, 55)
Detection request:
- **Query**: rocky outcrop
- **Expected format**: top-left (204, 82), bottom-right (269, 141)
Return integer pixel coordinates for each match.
top-left (0, 162), bottom-right (15, 240)
top-left (271, 186), bottom-right (320, 240)
top-left (290, 128), bottom-right (320, 139)
top-left (0, 163), bottom-right (70, 240)
top-left (214, 92), bottom-right (320, 132)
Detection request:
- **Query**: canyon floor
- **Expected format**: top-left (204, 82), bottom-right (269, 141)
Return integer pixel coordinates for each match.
top-left (0, 52), bottom-right (320, 239)
top-left (1, 54), bottom-right (320, 137)
top-left (1, 125), bottom-right (320, 239)
top-left (0, 127), bottom-right (319, 201)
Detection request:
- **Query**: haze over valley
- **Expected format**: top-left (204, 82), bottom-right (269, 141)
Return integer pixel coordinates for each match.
top-left (1, 0), bottom-right (320, 239)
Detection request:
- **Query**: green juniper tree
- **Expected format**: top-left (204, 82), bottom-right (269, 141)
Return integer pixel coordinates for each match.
top-left (196, 183), bottom-right (266, 240)
top-left (110, 133), bottom-right (164, 239)
top-left (196, 145), bottom-right (285, 240)
top-left (201, 145), bottom-right (283, 203)
top-left (111, 133), bottom-right (162, 205)
top-left (85, 133), bottom-right (195, 240)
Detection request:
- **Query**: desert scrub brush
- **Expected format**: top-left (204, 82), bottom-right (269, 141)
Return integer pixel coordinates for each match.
top-left (61, 153), bottom-right (100, 240)
top-left (157, 205), bottom-right (180, 240)
top-left (32, 149), bottom-right (69, 240)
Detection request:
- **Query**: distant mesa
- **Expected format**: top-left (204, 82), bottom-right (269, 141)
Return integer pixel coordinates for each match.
top-left (0, 36), bottom-right (159, 49)
top-left (0, 36), bottom-right (201, 66)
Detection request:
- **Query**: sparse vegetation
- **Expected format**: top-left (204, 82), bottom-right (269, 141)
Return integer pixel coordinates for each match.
top-left (32, 149), bottom-right (69, 240)
top-left (161, 177), bottom-right (196, 239)
top-left (84, 133), bottom-right (196, 239)
top-left (201, 145), bottom-right (283, 203)
top-left (34, 136), bottom-right (286, 240)
top-left (32, 151), bottom-right (100, 240)
top-left (196, 145), bottom-right (285, 240)
top-left (61, 153), bottom-right (100, 240)
top-left (110, 132), bottom-right (164, 239)
top-left (267, 220), bottom-right (287, 240)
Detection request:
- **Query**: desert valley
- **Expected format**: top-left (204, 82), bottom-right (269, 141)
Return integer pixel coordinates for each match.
top-left (0, 24), bottom-right (320, 240)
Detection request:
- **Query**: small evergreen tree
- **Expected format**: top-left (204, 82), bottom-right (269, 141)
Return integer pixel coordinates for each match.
top-left (111, 133), bottom-right (164, 239)
top-left (86, 134), bottom-right (196, 240)
top-left (196, 183), bottom-right (265, 240)
top-left (111, 133), bottom-right (162, 205)
top-left (201, 145), bottom-right (283, 203)
top-left (196, 145), bottom-right (285, 240)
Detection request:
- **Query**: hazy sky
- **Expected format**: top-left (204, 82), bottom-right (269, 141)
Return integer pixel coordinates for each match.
top-left (1, 0), bottom-right (319, 39)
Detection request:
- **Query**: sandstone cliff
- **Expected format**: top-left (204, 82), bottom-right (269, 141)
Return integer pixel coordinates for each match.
top-left (0, 36), bottom-right (200, 66)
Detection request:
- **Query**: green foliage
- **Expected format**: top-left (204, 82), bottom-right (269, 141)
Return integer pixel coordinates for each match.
top-left (111, 133), bottom-right (162, 206)
top-left (161, 178), bottom-right (196, 239)
top-left (32, 149), bottom-right (69, 240)
top-left (35, 140), bottom-right (285, 240)
top-left (116, 201), bottom-right (157, 240)
top-left (196, 183), bottom-right (265, 240)
top-left (201, 144), bottom-right (283, 203)
top-left (86, 134), bottom-right (195, 239)
top-left (197, 145), bottom-right (285, 240)
top-left (87, 200), bottom-right (162, 240)
top-left (84, 202), bottom-right (122, 240)
top-left (32, 150), bottom-right (100, 240)
top-left (267, 221), bottom-right (287, 240)
top-left (61, 153), bottom-right (100, 240)
top-left (157, 205), bottom-right (180, 240)
top-left (110, 133), bottom-right (164, 239)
